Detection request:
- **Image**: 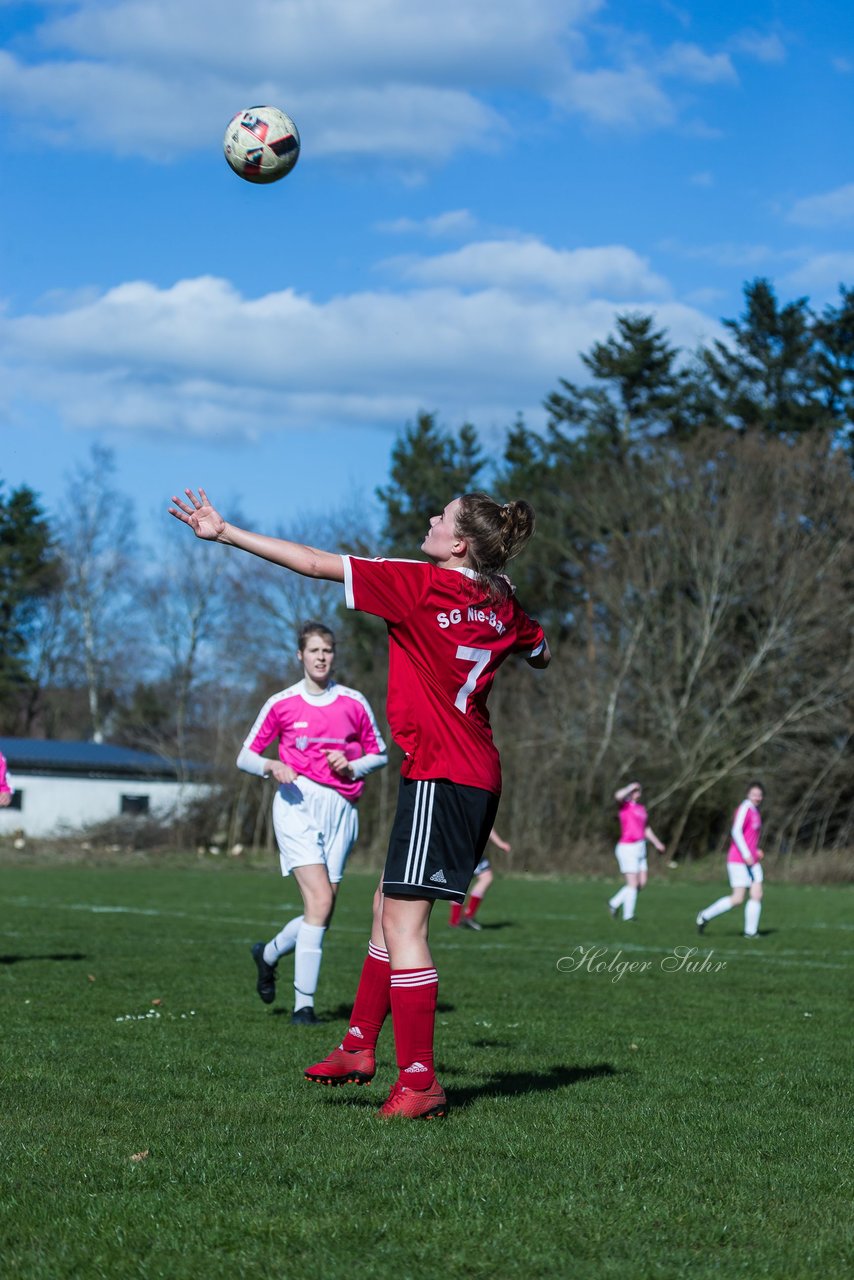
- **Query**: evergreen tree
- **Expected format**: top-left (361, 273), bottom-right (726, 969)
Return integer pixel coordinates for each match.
top-left (543, 313), bottom-right (701, 465)
top-left (0, 482), bottom-right (58, 717)
top-left (812, 285), bottom-right (854, 459)
top-left (702, 278), bottom-right (833, 438)
top-left (376, 412), bottom-right (485, 553)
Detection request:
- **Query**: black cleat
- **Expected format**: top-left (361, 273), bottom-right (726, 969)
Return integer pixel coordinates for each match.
top-left (251, 942), bottom-right (277, 1005)
top-left (291, 1006), bottom-right (320, 1025)
top-left (696, 915), bottom-right (708, 935)
top-left (607, 901), bottom-right (618, 917)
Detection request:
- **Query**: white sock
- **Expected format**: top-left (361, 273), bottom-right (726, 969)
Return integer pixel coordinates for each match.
top-left (699, 896), bottom-right (733, 922)
top-left (622, 887), bottom-right (638, 920)
top-left (264, 915), bottom-right (304, 965)
top-left (744, 900), bottom-right (761, 935)
top-left (609, 886), bottom-right (629, 912)
top-left (293, 922), bottom-right (327, 1011)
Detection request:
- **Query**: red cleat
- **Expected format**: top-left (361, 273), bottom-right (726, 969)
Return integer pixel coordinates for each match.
top-left (304, 1045), bottom-right (375, 1087)
top-left (377, 1078), bottom-right (448, 1119)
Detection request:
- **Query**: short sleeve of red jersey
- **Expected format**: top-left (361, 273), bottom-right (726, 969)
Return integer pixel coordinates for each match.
top-left (510, 600), bottom-right (546, 657)
top-left (342, 557), bottom-right (429, 624)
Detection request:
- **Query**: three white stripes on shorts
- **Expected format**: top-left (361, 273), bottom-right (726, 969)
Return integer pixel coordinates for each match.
top-left (404, 780), bottom-right (436, 888)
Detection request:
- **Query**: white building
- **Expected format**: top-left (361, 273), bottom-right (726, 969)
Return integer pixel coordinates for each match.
top-left (0, 738), bottom-right (210, 838)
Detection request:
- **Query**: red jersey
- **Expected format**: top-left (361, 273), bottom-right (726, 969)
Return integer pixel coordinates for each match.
top-left (342, 557), bottom-right (546, 794)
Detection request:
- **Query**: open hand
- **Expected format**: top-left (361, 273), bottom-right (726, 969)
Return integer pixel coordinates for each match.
top-left (169, 488), bottom-right (226, 541)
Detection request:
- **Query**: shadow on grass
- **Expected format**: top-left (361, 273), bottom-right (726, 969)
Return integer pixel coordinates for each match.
top-left (320, 1062), bottom-right (618, 1112)
top-left (448, 1063), bottom-right (618, 1110)
top-left (0, 952), bottom-right (87, 965)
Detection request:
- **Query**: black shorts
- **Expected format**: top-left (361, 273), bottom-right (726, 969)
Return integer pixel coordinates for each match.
top-left (383, 777), bottom-right (500, 902)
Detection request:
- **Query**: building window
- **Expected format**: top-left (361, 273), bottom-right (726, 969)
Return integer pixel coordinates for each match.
top-left (121, 794), bottom-right (150, 816)
top-left (6, 791), bottom-right (22, 810)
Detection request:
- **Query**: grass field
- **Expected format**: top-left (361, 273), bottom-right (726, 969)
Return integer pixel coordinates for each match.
top-left (1, 863), bottom-right (852, 1280)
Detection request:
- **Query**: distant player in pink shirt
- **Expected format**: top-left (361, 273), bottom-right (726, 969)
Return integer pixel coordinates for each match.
top-left (607, 782), bottom-right (666, 921)
top-left (697, 782), bottom-right (766, 938)
top-left (238, 621), bottom-right (387, 1024)
top-left (170, 486), bottom-right (549, 1119)
top-left (0, 750), bottom-right (13, 807)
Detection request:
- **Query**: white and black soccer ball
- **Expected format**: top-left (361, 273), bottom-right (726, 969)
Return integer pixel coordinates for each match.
top-left (223, 106), bottom-right (300, 184)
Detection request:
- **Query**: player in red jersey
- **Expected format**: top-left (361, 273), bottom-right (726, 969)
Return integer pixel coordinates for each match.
top-left (449, 826), bottom-right (510, 930)
top-left (170, 487), bottom-right (549, 1120)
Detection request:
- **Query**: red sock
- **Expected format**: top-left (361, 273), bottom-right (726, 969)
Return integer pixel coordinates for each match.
top-left (341, 942), bottom-right (390, 1052)
top-left (449, 902), bottom-right (462, 926)
top-left (464, 894), bottom-right (484, 919)
top-left (389, 967), bottom-right (438, 1088)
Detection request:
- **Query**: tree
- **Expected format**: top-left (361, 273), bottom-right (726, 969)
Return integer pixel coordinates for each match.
top-left (376, 412), bottom-right (486, 553)
top-left (702, 278), bottom-right (834, 439)
top-left (0, 483), bottom-right (58, 721)
top-left (57, 445), bottom-right (140, 742)
top-left (812, 285), bottom-right (854, 460)
top-left (543, 313), bottom-right (703, 466)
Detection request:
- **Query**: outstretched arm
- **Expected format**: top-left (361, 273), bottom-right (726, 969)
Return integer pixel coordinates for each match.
top-left (169, 488), bottom-right (345, 582)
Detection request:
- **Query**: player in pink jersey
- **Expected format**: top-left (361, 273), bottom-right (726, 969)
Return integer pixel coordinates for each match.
top-left (239, 620), bottom-right (387, 1024)
top-left (448, 826), bottom-right (511, 931)
top-left (607, 782), bottom-right (666, 921)
top-left (696, 782), bottom-right (766, 938)
top-left (169, 487), bottom-right (549, 1118)
top-left (0, 750), bottom-right (13, 807)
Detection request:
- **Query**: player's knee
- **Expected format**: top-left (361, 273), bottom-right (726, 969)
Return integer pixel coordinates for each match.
top-left (305, 885), bottom-right (334, 924)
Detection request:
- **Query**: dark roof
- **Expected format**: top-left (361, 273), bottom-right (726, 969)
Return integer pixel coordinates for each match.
top-left (0, 738), bottom-right (207, 780)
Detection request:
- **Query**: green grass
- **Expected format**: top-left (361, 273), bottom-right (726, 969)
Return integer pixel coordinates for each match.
top-left (1, 865), bottom-right (852, 1279)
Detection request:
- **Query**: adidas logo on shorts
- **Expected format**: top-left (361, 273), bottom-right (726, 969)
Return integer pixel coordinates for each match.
top-left (429, 869), bottom-right (447, 884)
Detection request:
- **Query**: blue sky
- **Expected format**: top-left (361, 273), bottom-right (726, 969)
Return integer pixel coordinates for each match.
top-left (1, 0), bottom-right (853, 533)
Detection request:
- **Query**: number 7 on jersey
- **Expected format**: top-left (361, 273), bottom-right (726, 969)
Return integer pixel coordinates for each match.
top-left (454, 646), bottom-right (491, 713)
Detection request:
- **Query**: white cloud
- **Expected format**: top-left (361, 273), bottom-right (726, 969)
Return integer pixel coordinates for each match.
top-left (831, 57), bottom-right (853, 75)
top-left (559, 65), bottom-right (675, 128)
top-left (784, 253), bottom-right (854, 293)
top-left (391, 240), bottom-right (670, 300)
top-left (689, 171), bottom-right (714, 187)
top-left (657, 239), bottom-right (774, 268)
top-left (377, 210), bottom-right (479, 238)
top-left (658, 42), bottom-right (737, 85)
top-left (0, 0), bottom-right (751, 159)
top-left (729, 30), bottom-right (787, 64)
top-left (788, 183), bottom-right (854, 228)
top-left (0, 254), bottom-right (718, 442)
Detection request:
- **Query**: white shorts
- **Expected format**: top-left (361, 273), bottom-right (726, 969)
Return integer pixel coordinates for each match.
top-left (272, 776), bottom-right (359, 884)
top-left (615, 840), bottom-right (648, 875)
top-left (727, 861), bottom-right (764, 889)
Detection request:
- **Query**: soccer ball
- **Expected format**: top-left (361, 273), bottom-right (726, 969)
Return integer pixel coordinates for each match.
top-left (223, 106), bottom-right (300, 184)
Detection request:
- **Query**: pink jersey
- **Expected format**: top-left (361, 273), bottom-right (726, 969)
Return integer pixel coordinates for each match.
top-left (728, 800), bottom-right (762, 863)
top-left (241, 681), bottom-right (385, 803)
top-left (342, 556), bottom-right (545, 795)
top-left (0, 751), bottom-right (11, 794)
top-left (618, 801), bottom-right (647, 843)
